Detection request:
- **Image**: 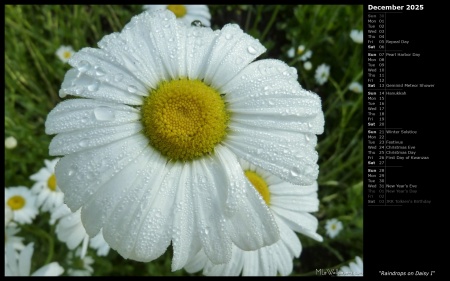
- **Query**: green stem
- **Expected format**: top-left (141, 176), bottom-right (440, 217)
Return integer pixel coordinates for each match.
top-left (260, 5), bottom-right (280, 42)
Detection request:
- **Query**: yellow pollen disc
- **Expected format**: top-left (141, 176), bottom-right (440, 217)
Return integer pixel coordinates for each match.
top-left (244, 170), bottom-right (271, 205)
top-left (47, 174), bottom-right (57, 191)
top-left (167, 5), bottom-right (187, 18)
top-left (63, 51), bottom-right (72, 59)
top-left (142, 79), bottom-right (229, 162)
top-left (7, 195), bottom-right (26, 210)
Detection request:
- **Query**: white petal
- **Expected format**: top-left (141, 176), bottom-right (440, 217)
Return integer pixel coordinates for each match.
top-left (277, 217), bottom-right (302, 258)
top-left (184, 25), bottom-right (216, 80)
top-left (31, 262), bottom-right (64, 276)
top-left (102, 151), bottom-right (176, 262)
top-left (191, 159), bottom-right (232, 265)
top-left (270, 182), bottom-right (320, 213)
top-left (59, 68), bottom-right (143, 105)
top-left (274, 240), bottom-right (293, 276)
top-left (171, 164), bottom-right (197, 271)
top-left (224, 123), bottom-right (319, 185)
top-left (45, 98), bottom-right (140, 135)
top-left (183, 249), bottom-right (208, 274)
top-left (273, 208), bottom-right (323, 242)
top-left (55, 134), bottom-right (149, 212)
top-left (19, 243), bottom-right (34, 276)
top-left (214, 145), bottom-right (280, 251)
top-left (204, 24), bottom-right (266, 89)
top-left (49, 122), bottom-right (143, 156)
top-left (5, 243), bottom-right (19, 276)
top-left (242, 251), bottom-right (259, 276)
top-left (67, 47), bottom-right (148, 98)
top-left (97, 31), bottom-right (165, 89)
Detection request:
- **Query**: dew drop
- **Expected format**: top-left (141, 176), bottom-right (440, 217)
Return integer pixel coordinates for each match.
top-left (79, 139), bottom-right (89, 147)
top-left (127, 85), bottom-right (138, 93)
top-left (114, 73), bottom-right (124, 82)
top-left (264, 86), bottom-right (269, 91)
top-left (94, 106), bottom-right (115, 121)
top-left (95, 66), bottom-right (106, 77)
top-left (191, 20), bottom-right (203, 27)
top-left (225, 33), bottom-right (233, 40)
top-left (88, 80), bottom-right (100, 92)
top-left (290, 166), bottom-right (302, 177)
top-left (247, 46), bottom-right (257, 55)
top-left (305, 134), bottom-right (310, 142)
top-left (308, 122), bottom-right (313, 128)
top-left (77, 60), bottom-right (91, 72)
top-left (68, 169), bottom-right (74, 176)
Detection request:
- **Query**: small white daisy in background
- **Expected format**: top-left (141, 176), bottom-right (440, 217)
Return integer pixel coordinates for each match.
top-left (50, 203), bottom-right (90, 258)
top-left (66, 248), bottom-right (94, 276)
top-left (184, 159), bottom-right (323, 276)
top-left (350, 29), bottom-right (363, 44)
top-left (5, 186), bottom-right (38, 224)
top-left (46, 10), bottom-right (324, 268)
top-left (5, 225), bottom-right (26, 252)
top-left (143, 4), bottom-right (211, 27)
top-left (348, 81), bottom-right (363, 94)
top-left (300, 49), bottom-right (312, 61)
top-left (315, 63), bottom-right (330, 85)
top-left (30, 158), bottom-right (64, 212)
top-left (287, 45), bottom-right (306, 58)
top-left (325, 218), bottom-right (343, 238)
top-left (50, 203), bottom-right (111, 258)
top-left (303, 61), bottom-right (312, 71)
top-left (5, 136), bottom-right (18, 149)
top-left (56, 45), bottom-right (75, 63)
top-left (338, 256), bottom-right (363, 277)
top-left (5, 242), bottom-right (64, 276)
top-left (89, 229), bottom-right (111, 257)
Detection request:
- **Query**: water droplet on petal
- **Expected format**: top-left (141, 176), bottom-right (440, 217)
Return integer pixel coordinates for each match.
top-left (191, 20), bottom-right (203, 27)
top-left (79, 139), bottom-right (89, 147)
top-left (127, 85), bottom-right (137, 93)
top-left (78, 60), bottom-right (91, 72)
top-left (247, 46), bottom-right (257, 55)
top-left (114, 73), bottom-right (124, 82)
top-left (68, 169), bottom-right (74, 176)
top-left (225, 33), bottom-right (233, 40)
top-left (95, 66), bottom-right (106, 77)
top-left (291, 166), bottom-right (302, 177)
top-left (88, 80), bottom-right (100, 92)
top-left (94, 106), bottom-right (115, 121)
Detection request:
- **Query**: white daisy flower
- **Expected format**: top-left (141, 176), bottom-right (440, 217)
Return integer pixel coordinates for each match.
top-left (89, 229), bottom-right (111, 257)
top-left (300, 50), bottom-right (312, 61)
top-left (287, 45), bottom-right (306, 59)
top-left (50, 203), bottom-right (90, 258)
top-left (45, 10), bottom-right (324, 270)
top-left (325, 218), bottom-right (343, 238)
top-left (184, 159), bottom-right (323, 276)
top-left (338, 256), bottom-right (363, 277)
top-left (143, 4), bottom-right (211, 27)
top-left (5, 136), bottom-right (18, 149)
top-left (30, 158), bottom-right (65, 212)
top-left (303, 61), bottom-right (312, 71)
top-left (5, 225), bottom-right (26, 252)
top-left (66, 248), bottom-right (94, 276)
top-left (314, 63), bottom-right (330, 85)
top-left (5, 242), bottom-right (64, 276)
top-left (350, 29), bottom-right (363, 44)
top-left (348, 81), bottom-right (362, 94)
top-left (5, 186), bottom-right (38, 224)
top-left (56, 45), bottom-right (75, 63)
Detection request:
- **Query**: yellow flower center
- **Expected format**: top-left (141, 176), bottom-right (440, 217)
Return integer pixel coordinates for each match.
top-left (167, 5), bottom-right (187, 18)
top-left (47, 174), bottom-right (57, 191)
top-left (141, 79), bottom-right (229, 162)
top-left (331, 224), bottom-right (336, 230)
top-left (7, 195), bottom-right (26, 210)
top-left (63, 51), bottom-right (72, 59)
top-left (244, 170), bottom-right (271, 205)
